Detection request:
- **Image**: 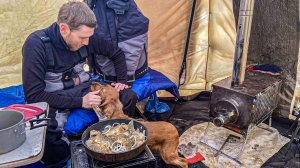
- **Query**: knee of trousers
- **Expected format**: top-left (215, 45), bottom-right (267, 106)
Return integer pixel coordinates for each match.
top-left (119, 89), bottom-right (138, 108)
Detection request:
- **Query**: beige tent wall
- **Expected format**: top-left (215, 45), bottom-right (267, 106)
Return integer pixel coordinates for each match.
top-left (136, 0), bottom-right (193, 87)
top-left (290, 57), bottom-right (300, 119)
top-left (0, 0), bottom-right (67, 88)
top-left (180, 0), bottom-right (236, 96)
top-left (0, 0), bottom-right (194, 91)
top-left (0, 0), bottom-right (236, 98)
top-left (0, 0), bottom-right (237, 95)
top-left (176, 0), bottom-right (209, 97)
top-left (137, 0), bottom-right (236, 97)
top-left (205, 0), bottom-right (236, 90)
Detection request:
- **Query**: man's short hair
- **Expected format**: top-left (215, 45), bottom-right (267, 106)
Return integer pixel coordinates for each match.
top-left (57, 1), bottom-right (97, 31)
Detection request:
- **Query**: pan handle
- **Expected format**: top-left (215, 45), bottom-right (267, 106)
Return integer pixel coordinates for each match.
top-left (15, 122), bottom-right (26, 135)
top-left (29, 118), bottom-right (51, 130)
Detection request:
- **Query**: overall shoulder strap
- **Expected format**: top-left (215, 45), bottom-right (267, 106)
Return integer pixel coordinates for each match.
top-left (34, 30), bottom-right (55, 72)
top-left (78, 46), bottom-right (88, 60)
top-left (87, 0), bottom-right (96, 10)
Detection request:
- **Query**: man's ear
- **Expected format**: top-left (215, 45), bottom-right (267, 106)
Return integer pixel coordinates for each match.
top-left (59, 23), bottom-right (70, 36)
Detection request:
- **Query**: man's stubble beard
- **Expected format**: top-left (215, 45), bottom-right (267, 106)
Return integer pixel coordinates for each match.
top-left (65, 34), bottom-right (78, 51)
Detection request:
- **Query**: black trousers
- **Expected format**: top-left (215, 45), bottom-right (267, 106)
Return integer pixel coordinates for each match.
top-left (41, 82), bottom-right (138, 167)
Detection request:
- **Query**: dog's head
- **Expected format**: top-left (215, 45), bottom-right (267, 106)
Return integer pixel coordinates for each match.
top-left (91, 82), bottom-right (120, 106)
top-left (91, 82), bottom-right (123, 119)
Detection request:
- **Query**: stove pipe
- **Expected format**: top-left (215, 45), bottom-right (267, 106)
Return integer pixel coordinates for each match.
top-left (231, 0), bottom-right (255, 88)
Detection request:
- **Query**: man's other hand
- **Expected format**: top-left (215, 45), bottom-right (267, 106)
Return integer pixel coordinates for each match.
top-left (111, 83), bottom-right (129, 92)
top-left (82, 90), bottom-right (102, 109)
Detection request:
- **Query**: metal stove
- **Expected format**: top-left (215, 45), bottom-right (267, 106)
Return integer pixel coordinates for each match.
top-left (70, 140), bottom-right (156, 168)
top-left (201, 0), bottom-right (282, 164)
top-left (210, 72), bottom-right (282, 134)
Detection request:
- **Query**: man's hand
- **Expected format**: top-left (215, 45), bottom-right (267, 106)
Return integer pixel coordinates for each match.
top-left (82, 90), bottom-right (102, 109)
top-left (111, 83), bottom-right (129, 92)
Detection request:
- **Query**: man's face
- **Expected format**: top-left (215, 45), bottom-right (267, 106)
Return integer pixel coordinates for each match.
top-left (59, 23), bottom-right (94, 51)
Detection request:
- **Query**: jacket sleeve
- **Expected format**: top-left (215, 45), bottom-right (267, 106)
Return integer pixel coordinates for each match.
top-left (22, 35), bottom-right (82, 109)
top-left (88, 34), bottom-right (127, 84)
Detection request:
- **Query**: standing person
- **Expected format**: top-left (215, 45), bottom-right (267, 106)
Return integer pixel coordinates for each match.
top-left (22, 1), bottom-right (137, 166)
top-left (86, 0), bottom-right (149, 86)
top-left (86, 0), bottom-right (179, 115)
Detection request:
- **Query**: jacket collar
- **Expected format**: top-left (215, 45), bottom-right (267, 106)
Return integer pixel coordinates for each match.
top-left (46, 23), bottom-right (70, 50)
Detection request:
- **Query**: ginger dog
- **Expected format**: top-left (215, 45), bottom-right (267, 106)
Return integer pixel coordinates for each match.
top-left (91, 82), bottom-right (188, 168)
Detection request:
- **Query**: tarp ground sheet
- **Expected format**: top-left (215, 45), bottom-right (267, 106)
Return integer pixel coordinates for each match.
top-left (144, 96), bottom-right (299, 168)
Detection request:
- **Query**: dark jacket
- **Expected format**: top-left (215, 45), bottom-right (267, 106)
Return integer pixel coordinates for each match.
top-left (90, 0), bottom-right (149, 83)
top-left (22, 23), bottom-right (127, 109)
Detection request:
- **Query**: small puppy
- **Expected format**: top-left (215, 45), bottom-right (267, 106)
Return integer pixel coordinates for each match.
top-left (91, 82), bottom-right (188, 168)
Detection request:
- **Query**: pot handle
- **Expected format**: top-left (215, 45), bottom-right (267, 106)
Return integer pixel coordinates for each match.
top-left (15, 122), bottom-right (26, 134)
top-left (29, 118), bottom-right (51, 130)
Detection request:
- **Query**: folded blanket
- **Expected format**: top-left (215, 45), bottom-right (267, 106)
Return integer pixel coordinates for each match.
top-left (247, 64), bottom-right (282, 75)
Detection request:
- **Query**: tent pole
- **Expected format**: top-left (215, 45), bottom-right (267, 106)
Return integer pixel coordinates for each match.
top-left (179, 0), bottom-right (198, 85)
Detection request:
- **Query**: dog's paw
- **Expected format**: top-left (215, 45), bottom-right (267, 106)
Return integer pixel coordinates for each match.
top-left (178, 142), bottom-right (198, 158)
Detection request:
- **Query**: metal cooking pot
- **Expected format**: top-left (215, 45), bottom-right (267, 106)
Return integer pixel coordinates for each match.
top-left (0, 110), bottom-right (49, 154)
top-left (82, 119), bottom-right (148, 162)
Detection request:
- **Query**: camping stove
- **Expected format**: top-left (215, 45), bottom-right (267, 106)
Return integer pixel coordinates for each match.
top-left (208, 0), bottom-right (282, 134)
top-left (201, 0), bottom-right (283, 163)
top-left (201, 72), bottom-right (282, 163)
top-left (70, 140), bottom-right (156, 168)
top-left (209, 72), bottom-right (282, 134)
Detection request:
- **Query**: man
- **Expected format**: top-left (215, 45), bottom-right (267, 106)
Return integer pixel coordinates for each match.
top-left (22, 1), bottom-right (137, 166)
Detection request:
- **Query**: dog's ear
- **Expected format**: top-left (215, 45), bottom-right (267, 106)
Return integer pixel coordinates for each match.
top-left (99, 94), bottom-right (116, 107)
top-left (101, 98), bottom-right (122, 119)
top-left (102, 103), bottom-right (115, 119)
top-left (91, 82), bottom-right (102, 91)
